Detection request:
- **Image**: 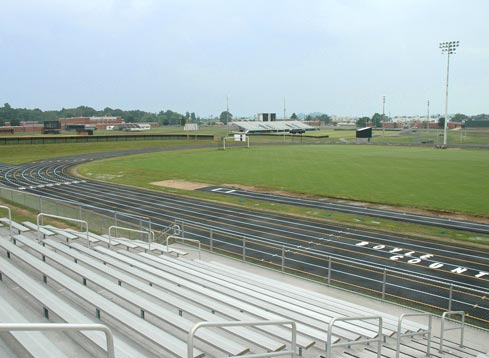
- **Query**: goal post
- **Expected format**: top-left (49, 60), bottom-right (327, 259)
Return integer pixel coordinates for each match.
top-left (220, 134), bottom-right (250, 150)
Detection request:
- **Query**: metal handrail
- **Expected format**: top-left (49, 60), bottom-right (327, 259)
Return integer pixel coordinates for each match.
top-left (37, 213), bottom-right (90, 247)
top-left (165, 235), bottom-right (201, 259)
top-left (108, 225), bottom-right (154, 251)
top-left (114, 211), bottom-right (152, 238)
top-left (396, 313), bottom-right (432, 358)
top-left (188, 320), bottom-right (296, 358)
top-left (0, 205), bottom-right (12, 237)
top-left (326, 316), bottom-right (383, 358)
top-left (440, 311), bottom-right (465, 353)
top-left (0, 323), bottom-right (115, 358)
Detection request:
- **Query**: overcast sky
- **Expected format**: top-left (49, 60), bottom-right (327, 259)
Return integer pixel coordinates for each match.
top-left (1, 0), bottom-right (488, 118)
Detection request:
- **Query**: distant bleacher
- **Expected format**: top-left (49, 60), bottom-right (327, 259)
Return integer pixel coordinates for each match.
top-left (0, 214), bottom-right (487, 358)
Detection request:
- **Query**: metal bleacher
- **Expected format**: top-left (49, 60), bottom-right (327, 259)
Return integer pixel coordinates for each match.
top-left (0, 212), bottom-right (487, 358)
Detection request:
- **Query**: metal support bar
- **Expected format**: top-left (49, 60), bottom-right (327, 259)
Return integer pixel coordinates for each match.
top-left (37, 213), bottom-right (89, 247)
top-left (188, 320), bottom-right (296, 358)
top-left (108, 225), bottom-right (153, 251)
top-left (164, 235), bottom-right (201, 259)
top-left (396, 313), bottom-right (432, 358)
top-left (0, 205), bottom-right (12, 237)
top-left (326, 316), bottom-right (383, 358)
top-left (0, 323), bottom-right (115, 358)
top-left (440, 311), bottom-right (465, 353)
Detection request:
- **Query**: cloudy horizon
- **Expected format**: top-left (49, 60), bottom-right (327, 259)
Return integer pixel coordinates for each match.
top-left (1, 0), bottom-right (488, 118)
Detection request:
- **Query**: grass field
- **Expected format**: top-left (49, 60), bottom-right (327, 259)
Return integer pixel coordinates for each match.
top-left (78, 144), bottom-right (489, 217)
top-left (0, 139), bottom-right (215, 165)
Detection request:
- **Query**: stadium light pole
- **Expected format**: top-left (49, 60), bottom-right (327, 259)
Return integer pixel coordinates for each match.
top-left (382, 95), bottom-right (386, 137)
top-left (439, 41), bottom-right (459, 147)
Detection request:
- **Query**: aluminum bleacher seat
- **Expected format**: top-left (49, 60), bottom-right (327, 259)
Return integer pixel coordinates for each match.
top-left (0, 236), bottom-right (205, 358)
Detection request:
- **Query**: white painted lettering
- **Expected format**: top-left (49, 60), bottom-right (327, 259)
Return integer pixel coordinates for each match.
top-left (451, 267), bottom-right (468, 274)
top-left (389, 248), bottom-right (403, 253)
top-left (356, 241), bottom-right (369, 247)
top-left (429, 262), bottom-right (444, 269)
top-left (404, 251), bottom-right (415, 257)
top-left (373, 245), bottom-right (385, 250)
top-left (475, 271), bottom-right (489, 278)
top-left (390, 255), bottom-right (403, 261)
top-left (408, 258), bottom-right (421, 264)
top-left (419, 254), bottom-right (434, 260)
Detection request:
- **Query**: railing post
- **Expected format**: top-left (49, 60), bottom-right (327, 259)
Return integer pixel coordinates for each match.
top-left (448, 284), bottom-right (453, 311)
top-left (440, 311), bottom-right (465, 353)
top-left (327, 256), bottom-right (331, 285)
top-left (0, 323), bottom-right (115, 358)
top-left (382, 268), bottom-right (387, 300)
top-left (397, 313), bottom-right (432, 358)
top-left (281, 245), bottom-right (285, 273)
top-left (0, 206), bottom-right (12, 238)
top-left (243, 238), bottom-right (246, 261)
top-left (209, 229), bottom-right (213, 252)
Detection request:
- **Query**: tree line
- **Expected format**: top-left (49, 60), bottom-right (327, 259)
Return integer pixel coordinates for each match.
top-left (355, 113), bottom-right (489, 128)
top-left (0, 103), bottom-right (200, 127)
top-left (1, 103), bottom-right (487, 127)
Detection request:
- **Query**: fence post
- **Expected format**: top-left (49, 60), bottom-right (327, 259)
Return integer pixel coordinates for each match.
top-left (382, 268), bottom-right (387, 300)
top-left (281, 245), bottom-right (285, 272)
top-left (209, 229), bottom-right (213, 252)
top-left (448, 284), bottom-right (453, 311)
top-left (327, 256), bottom-right (332, 285)
top-left (242, 238), bottom-right (246, 262)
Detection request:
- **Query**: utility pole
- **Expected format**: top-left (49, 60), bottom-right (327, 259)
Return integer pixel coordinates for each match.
top-left (226, 95), bottom-right (229, 125)
top-left (439, 41), bottom-right (459, 147)
top-left (382, 95), bottom-right (386, 137)
top-left (283, 97), bottom-right (286, 120)
top-left (426, 99), bottom-right (430, 130)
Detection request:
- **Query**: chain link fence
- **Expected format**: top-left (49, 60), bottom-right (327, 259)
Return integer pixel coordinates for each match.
top-left (175, 219), bottom-right (489, 329)
top-left (1, 185), bottom-right (487, 329)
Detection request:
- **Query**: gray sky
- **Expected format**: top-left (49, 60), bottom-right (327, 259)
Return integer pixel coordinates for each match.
top-left (1, 0), bottom-right (488, 118)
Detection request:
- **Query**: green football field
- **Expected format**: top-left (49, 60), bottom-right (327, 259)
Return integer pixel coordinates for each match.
top-left (78, 144), bottom-right (489, 216)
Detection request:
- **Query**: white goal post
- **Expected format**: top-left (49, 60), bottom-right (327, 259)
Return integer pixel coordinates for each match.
top-left (220, 134), bottom-right (250, 150)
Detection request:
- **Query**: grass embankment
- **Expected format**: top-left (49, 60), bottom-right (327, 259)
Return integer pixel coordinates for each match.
top-left (0, 139), bottom-right (216, 165)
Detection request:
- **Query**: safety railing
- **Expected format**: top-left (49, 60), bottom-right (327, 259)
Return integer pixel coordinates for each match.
top-left (37, 213), bottom-right (90, 247)
top-left (326, 316), bottom-right (383, 358)
top-left (440, 311), bottom-right (465, 353)
top-left (188, 320), bottom-right (296, 358)
top-left (174, 218), bottom-right (489, 327)
top-left (165, 234), bottom-right (201, 259)
top-left (108, 225), bottom-right (154, 251)
top-left (0, 205), bottom-right (12, 237)
top-left (1, 185), bottom-right (488, 327)
top-left (114, 211), bottom-right (152, 239)
top-left (396, 313), bottom-right (432, 358)
top-left (0, 323), bottom-right (115, 357)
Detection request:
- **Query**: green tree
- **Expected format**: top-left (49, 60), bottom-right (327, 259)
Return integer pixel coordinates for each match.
top-left (356, 117), bottom-right (370, 127)
top-left (438, 117), bottom-right (445, 129)
top-left (10, 118), bottom-right (20, 126)
top-left (371, 113), bottom-right (383, 127)
top-left (290, 112), bottom-right (298, 119)
top-left (451, 113), bottom-right (469, 123)
top-left (318, 114), bottom-right (331, 125)
top-left (190, 112), bottom-right (197, 122)
top-left (219, 111), bottom-right (232, 124)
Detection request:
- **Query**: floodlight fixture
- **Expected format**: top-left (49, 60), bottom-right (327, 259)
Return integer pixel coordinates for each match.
top-left (439, 40), bottom-right (459, 147)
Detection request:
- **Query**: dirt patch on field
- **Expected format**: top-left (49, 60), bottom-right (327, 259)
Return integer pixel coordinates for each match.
top-left (126, 179), bottom-right (489, 224)
top-left (150, 180), bottom-right (210, 190)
